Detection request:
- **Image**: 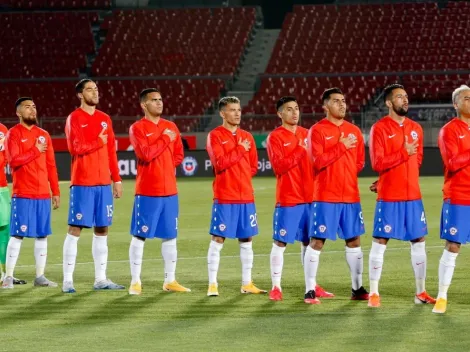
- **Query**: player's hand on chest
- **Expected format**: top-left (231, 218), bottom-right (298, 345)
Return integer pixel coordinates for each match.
top-left (323, 128), bottom-right (358, 154)
top-left (79, 117), bottom-right (109, 139)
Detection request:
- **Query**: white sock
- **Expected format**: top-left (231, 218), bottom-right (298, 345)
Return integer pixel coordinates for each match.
top-left (270, 243), bottom-right (286, 289)
top-left (437, 249), bottom-right (458, 300)
top-left (129, 237), bottom-right (145, 284)
top-left (369, 241), bottom-right (386, 295)
top-left (301, 243), bottom-right (307, 266)
top-left (208, 240), bottom-right (223, 285)
top-left (304, 246), bottom-right (321, 293)
top-left (240, 241), bottom-right (253, 286)
top-left (162, 238), bottom-right (177, 284)
top-left (92, 234), bottom-right (108, 282)
top-left (345, 246), bottom-right (363, 290)
top-left (63, 234), bottom-right (79, 282)
top-left (5, 237), bottom-right (22, 277)
top-left (411, 241), bottom-right (427, 294)
top-left (34, 238), bottom-right (48, 278)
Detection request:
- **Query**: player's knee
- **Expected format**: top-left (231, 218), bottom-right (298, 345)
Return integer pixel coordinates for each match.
top-left (345, 236), bottom-right (361, 248)
top-left (239, 237), bottom-right (252, 243)
top-left (310, 238), bottom-right (324, 250)
top-left (68, 226), bottom-right (81, 237)
top-left (211, 235), bottom-right (225, 244)
top-left (94, 226), bottom-right (108, 236)
top-left (445, 240), bottom-right (460, 253)
top-left (273, 240), bottom-right (286, 248)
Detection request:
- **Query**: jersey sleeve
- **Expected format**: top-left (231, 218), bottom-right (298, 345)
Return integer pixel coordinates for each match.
top-left (439, 125), bottom-right (470, 172)
top-left (0, 125), bottom-right (7, 167)
top-left (356, 131), bottom-right (365, 173)
top-left (106, 118), bottom-right (121, 182)
top-left (417, 124), bottom-right (424, 167)
top-left (65, 114), bottom-right (104, 156)
top-left (267, 133), bottom-right (306, 175)
top-left (46, 134), bottom-right (60, 196)
top-left (173, 128), bottom-right (184, 167)
top-left (5, 130), bottom-right (41, 169)
top-left (369, 124), bottom-right (409, 172)
top-left (249, 133), bottom-right (258, 176)
top-left (129, 123), bottom-right (171, 163)
top-left (206, 131), bottom-right (246, 174)
top-left (308, 127), bottom-right (347, 171)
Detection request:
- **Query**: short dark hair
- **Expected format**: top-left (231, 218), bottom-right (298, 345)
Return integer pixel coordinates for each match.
top-left (276, 96), bottom-right (297, 111)
top-left (218, 96), bottom-right (240, 111)
top-left (383, 84), bottom-right (404, 103)
top-left (139, 88), bottom-right (161, 102)
top-left (321, 88), bottom-right (343, 104)
top-left (75, 79), bottom-right (95, 94)
top-left (15, 97), bottom-right (33, 109)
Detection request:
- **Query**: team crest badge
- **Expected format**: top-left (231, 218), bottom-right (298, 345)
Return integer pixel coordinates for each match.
top-left (38, 136), bottom-right (46, 144)
top-left (101, 121), bottom-right (108, 129)
top-left (181, 156), bottom-right (198, 176)
top-left (450, 227), bottom-right (458, 235)
top-left (0, 132), bottom-right (4, 138)
top-left (348, 133), bottom-right (356, 139)
top-left (76, 213), bottom-right (83, 220)
top-left (279, 229), bottom-right (287, 237)
top-left (411, 131), bottom-right (418, 140)
top-left (142, 225), bottom-right (149, 233)
top-left (384, 225), bottom-right (392, 233)
top-left (319, 225), bottom-right (327, 233)
top-left (20, 225), bottom-right (27, 232)
top-left (219, 224), bottom-right (226, 232)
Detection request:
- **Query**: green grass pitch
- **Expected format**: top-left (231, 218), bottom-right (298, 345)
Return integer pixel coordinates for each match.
top-left (1, 176), bottom-right (469, 351)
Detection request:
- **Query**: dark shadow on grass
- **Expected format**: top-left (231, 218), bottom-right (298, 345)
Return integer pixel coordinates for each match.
top-left (0, 290), bottom-right (95, 323)
top-left (170, 292), bottom-right (252, 323)
top-left (73, 290), bottom-right (170, 324)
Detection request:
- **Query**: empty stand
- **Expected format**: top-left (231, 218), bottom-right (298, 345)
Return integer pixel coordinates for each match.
top-left (267, 2), bottom-right (470, 74)
top-left (0, 12), bottom-right (97, 78)
top-left (0, 0), bottom-right (110, 9)
top-left (93, 8), bottom-right (255, 76)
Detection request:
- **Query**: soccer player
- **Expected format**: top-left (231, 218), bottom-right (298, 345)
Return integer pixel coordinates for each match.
top-left (62, 79), bottom-right (124, 293)
top-left (127, 88), bottom-right (190, 295)
top-left (0, 123), bottom-right (26, 286)
top-left (368, 84), bottom-right (435, 308)
top-left (433, 85), bottom-right (470, 314)
top-left (267, 96), bottom-right (333, 301)
top-left (206, 96), bottom-right (266, 296)
top-left (2, 97), bottom-right (60, 288)
top-left (305, 88), bottom-right (369, 304)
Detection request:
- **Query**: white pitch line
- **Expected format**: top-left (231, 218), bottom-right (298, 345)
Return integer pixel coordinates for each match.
top-left (14, 245), bottom-right (445, 268)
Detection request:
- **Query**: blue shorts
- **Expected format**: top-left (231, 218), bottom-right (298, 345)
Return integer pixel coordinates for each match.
top-left (273, 203), bottom-right (311, 244)
top-left (440, 200), bottom-right (470, 244)
top-left (209, 201), bottom-right (258, 239)
top-left (372, 200), bottom-right (427, 241)
top-left (10, 198), bottom-right (51, 238)
top-left (130, 195), bottom-right (178, 239)
top-left (310, 202), bottom-right (365, 241)
top-left (68, 185), bottom-right (113, 228)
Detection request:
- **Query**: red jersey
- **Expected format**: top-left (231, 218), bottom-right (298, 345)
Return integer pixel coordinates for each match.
top-left (267, 126), bottom-right (314, 206)
top-left (369, 116), bottom-right (423, 201)
top-left (129, 117), bottom-right (183, 197)
top-left (308, 118), bottom-right (364, 203)
top-left (206, 126), bottom-right (257, 203)
top-left (5, 124), bottom-right (59, 199)
top-left (0, 123), bottom-right (7, 187)
top-left (438, 118), bottom-right (470, 204)
top-left (65, 108), bottom-right (121, 186)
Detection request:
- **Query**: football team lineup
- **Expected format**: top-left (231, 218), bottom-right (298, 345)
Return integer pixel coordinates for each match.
top-left (1, 79), bottom-right (470, 320)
